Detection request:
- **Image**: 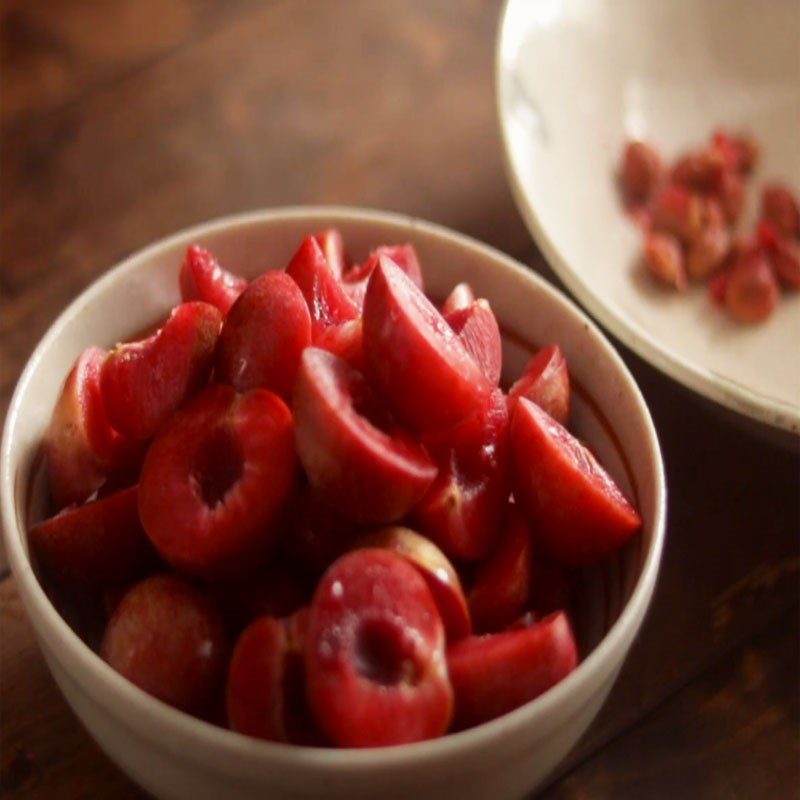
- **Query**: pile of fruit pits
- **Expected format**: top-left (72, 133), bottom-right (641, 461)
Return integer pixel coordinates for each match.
top-left (30, 231), bottom-right (642, 748)
top-left (620, 130), bottom-right (800, 323)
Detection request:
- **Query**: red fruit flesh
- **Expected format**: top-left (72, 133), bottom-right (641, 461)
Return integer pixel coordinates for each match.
top-left (342, 245), bottom-right (424, 310)
top-left (102, 575), bottom-right (227, 713)
top-left (511, 398), bottom-right (641, 567)
top-left (444, 299), bottom-right (502, 386)
top-left (447, 612), bottom-right (578, 729)
top-left (363, 256), bottom-right (493, 431)
top-left (417, 389), bottom-right (510, 561)
top-left (724, 252), bottom-right (779, 323)
top-left (226, 611), bottom-right (319, 743)
top-left (293, 348), bottom-right (437, 525)
top-left (313, 318), bottom-right (365, 372)
top-left (102, 302), bottom-right (222, 440)
top-left (468, 506), bottom-right (533, 634)
top-left (305, 549), bottom-right (453, 747)
top-left (286, 236), bottom-right (359, 336)
top-left (179, 244), bottom-right (247, 315)
top-left (138, 384), bottom-right (297, 578)
top-left (45, 347), bottom-right (137, 508)
top-left (313, 229), bottom-right (347, 279)
top-left (28, 486), bottom-right (152, 590)
top-left (508, 344), bottom-right (571, 426)
top-left (441, 282), bottom-right (476, 315)
top-left (358, 527), bottom-right (472, 642)
top-left (216, 272), bottom-right (312, 399)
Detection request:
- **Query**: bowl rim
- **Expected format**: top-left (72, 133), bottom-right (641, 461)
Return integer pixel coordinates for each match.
top-left (494, 0), bottom-right (800, 436)
top-left (1, 205), bottom-right (666, 771)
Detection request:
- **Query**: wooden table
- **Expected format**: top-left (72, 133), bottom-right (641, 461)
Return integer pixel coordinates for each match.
top-left (1, 1), bottom-right (798, 797)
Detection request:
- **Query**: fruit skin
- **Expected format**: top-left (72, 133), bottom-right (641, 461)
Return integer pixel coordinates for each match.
top-left (28, 486), bottom-right (153, 590)
top-left (179, 244), bottom-right (247, 315)
top-left (45, 346), bottom-right (139, 509)
top-left (102, 574), bottom-right (228, 713)
top-left (447, 611), bottom-right (578, 729)
top-left (468, 506), bottom-right (533, 634)
top-left (508, 344), bottom-right (570, 426)
top-left (761, 183), bottom-right (800, 240)
top-left (686, 221), bottom-right (730, 282)
top-left (416, 389), bottom-right (510, 561)
top-left (620, 141), bottom-right (663, 203)
top-left (282, 482), bottom-right (366, 575)
top-left (138, 384), bottom-right (297, 579)
top-left (305, 549), bottom-right (453, 747)
top-left (286, 235), bottom-right (359, 336)
top-left (102, 302), bottom-right (222, 440)
top-left (441, 282), bottom-right (476, 315)
top-left (363, 256), bottom-right (493, 432)
top-left (724, 251), bottom-right (779, 324)
top-left (226, 610), bottom-right (319, 743)
top-left (511, 398), bottom-right (641, 567)
top-left (358, 527), bottom-right (472, 642)
top-left (444, 299), bottom-right (503, 386)
top-left (651, 184), bottom-right (704, 244)
top-left (293, 348), bottom-right (437, 525)
top-left (216, 272), bottom-right (312, 400)
top-left (342, 245), bottom-right (424, 309)
top-left (642, 231), bottom-right (687, 291)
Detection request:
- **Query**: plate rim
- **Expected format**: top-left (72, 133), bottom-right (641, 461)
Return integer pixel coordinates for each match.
top-left (494, 0), bottom-right (799, 436)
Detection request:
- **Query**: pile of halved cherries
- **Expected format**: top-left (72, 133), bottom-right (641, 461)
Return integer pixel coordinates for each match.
top-left (620, 131), bottom-right (800, 322)
top-left (30, 231), bottom-right (642, 747)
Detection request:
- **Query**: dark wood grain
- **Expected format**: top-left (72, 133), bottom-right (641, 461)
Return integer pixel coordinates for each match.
top-left (1, 1), bottom-right (798, 798)
top-left (542, 609), bottom-right (800, 799)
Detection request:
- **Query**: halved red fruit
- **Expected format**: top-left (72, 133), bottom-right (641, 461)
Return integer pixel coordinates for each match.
top-left (468, 505), bottom-right (532, 633)
top-left (759, 220), bottom-right (800, 289)
top-left (342, 244), bottom-right (424, 309)
top-left (511, 398), bottom-right (641, 566)
top-left (293, 348), bottom-right (437, 525)
top-left (305, 549), bottom-right (452, 747)
top-left (102, 574), bottom-right (228, 713)
top-left (313, 229), bottom-right (347, 279)
top-left (226, 610), bottom-right (320, 743)
top-left (44, 347), bottom-right (140, 509)
top-left (138, 384), bottom-right (297, 578)
top-left (444, 299), bottom-right (502, 386)
top-left (508, 344), bottom-right (570, 426)
top-left (651, 183), bottom-right (704, 243)
top-left (447, 611), bottom-right (578, 729)
top-left (179, 244), bottom-right (248, 315)
top-left (313, 318), bottom-right (365, 372)
top-left (28, 486), bottom-right (152, 590)
top-left (363, 256), bottom-right (493, 431)
top-left (357, 527), bottom-right (471, 642)
top-left (416, 389), bottom-right (510, 561)
top-left (441, 282), bottom-right (476, 315)
top-left (724, 250), bottom-right (780, 323)
top-left (761, 183), bottom-right (800, 240)
top-left (286, 235), bottom-right (359, 336)
top-left (215, 272), bottom-right (312, 399)
top-left (101, 302), bottom-right (222, 440)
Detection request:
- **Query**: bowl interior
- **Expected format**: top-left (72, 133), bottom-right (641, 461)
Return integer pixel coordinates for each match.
top-left (498, 0), bottom-right (800, 433)
top-left (3, 208), bottom-right (663, 763)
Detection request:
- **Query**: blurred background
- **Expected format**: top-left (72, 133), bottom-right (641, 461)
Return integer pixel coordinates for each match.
top-left (1, 2), bottom-right (798, 798)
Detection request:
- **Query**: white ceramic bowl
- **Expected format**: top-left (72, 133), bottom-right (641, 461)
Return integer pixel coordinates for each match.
top-left (1, 208), bottom-right (666, 800)
top-left (497, 0), bottom-right (800, 441)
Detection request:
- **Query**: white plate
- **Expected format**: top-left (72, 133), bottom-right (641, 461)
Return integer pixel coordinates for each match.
top-left (496, 0), bottom-right (800, 438)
